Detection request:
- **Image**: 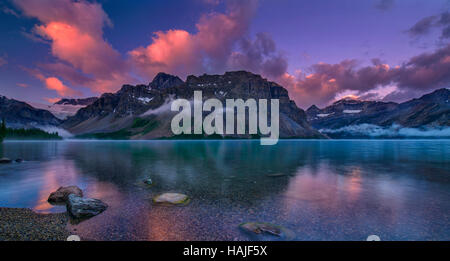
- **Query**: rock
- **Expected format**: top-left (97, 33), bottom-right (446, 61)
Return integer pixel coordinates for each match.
top-left (0, 158), bottom-right (12, 164)
top-left (239, 222), bottom-right (295, 240)
top-left (143, 178), bottom-right (153, 185)
top-left (15, 158), bottom-right (23, 163)
top-left (266, 173), bottom-right (287, 177)
top-left (66, 194), bottom-right (108, 219)
top-left (153, 193), bottom-right (190, 206)
top-left (48, 186), bottom-right (83, 203)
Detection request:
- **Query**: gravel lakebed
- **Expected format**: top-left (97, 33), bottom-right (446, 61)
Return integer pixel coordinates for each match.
top-left (0, 207), bottom-right (71, 241)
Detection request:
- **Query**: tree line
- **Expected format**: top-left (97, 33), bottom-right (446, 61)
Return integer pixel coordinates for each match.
top-left (0, 118), bottom-right (62, 142)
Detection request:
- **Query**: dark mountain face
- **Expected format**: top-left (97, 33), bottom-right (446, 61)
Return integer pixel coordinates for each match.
top-left (307, 88), bottom-right (450, 131)
top-left (148, 72), bottom-right (184, 90)
top-left (55, 97), bottom-right (98, 106)
top-left (62, 71), bottom-right (324, 139)
top-left (0, 95), bottom-right (61, 128)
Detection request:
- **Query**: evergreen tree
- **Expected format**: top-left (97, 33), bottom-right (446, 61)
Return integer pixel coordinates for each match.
top-left (0, 118), bottom-right (6, 142)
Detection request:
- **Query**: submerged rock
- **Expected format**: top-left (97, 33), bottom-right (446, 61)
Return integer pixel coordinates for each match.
top-left (15, 158), bottom-right (23, 163)
top-left (143, 178), bottom-right (153, 185)
top-left (66, 194), bottom-right (108, 219)
top-left (48, 186), bottom-right (83, 203)
top-left (153, 193), bottom-right (190, 206)
top-left (239, 222), bottom-right (295, 240)
top-left (266, 173), bottom-right (287, 177)
top-left (0, 158), bottom-right (12, 164)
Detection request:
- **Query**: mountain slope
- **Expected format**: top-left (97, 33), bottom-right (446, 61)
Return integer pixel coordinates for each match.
top-left (0, 95), bottom-right (61, 128)
top-left (62, 71), bottom-right (324, 139)
top-left (29, 97), bottom-right (98, 120)
top-left (306, 88), bottom-right (449, 137)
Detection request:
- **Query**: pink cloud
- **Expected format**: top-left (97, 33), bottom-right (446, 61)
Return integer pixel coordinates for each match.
top-left (129, 29), bottom-right (201, 79)
top-left (14, 0), bottom-right (133, 93)
top-left (44, 97), bottom-right (61, 104)
top-left (129, 0), bottom-right (257, 80)
top-left (44, 77), bottom-right (81, 97)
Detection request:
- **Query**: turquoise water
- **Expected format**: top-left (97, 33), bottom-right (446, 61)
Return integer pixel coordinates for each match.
top-left (0, 140), bottom-right (449, 240)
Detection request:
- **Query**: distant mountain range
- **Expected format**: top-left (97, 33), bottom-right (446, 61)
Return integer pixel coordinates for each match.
top-left (1, 72), bottom-right (449, 139)
top-left (306, 88), bottom-right (449, 138)
top-left (29, 97), bottom-right (98, 120)
top-left (0, 95), bottom-right (61, 128)
top-left (61, 71), bottom-right (324, 139)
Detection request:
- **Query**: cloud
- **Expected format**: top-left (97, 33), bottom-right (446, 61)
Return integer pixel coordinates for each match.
top-left (375, 0), bottom-right (394, 11)
top-left (283, 44), bottom-right (450, 108)
top-left (17, 83), bottom-right (29, 88)
top-left (44, 97), bottom-right (61, 104)
top-left (0, 56), bottom-right (7, 66)
top-left (407, 16), bottom-right (437, 36)
top-left (14, 0), bottom-right (133, 93)
top-left (129, 0), bottom-right (258, 80)
top-left (320, 124), bottom-right (450, 137)
top-left (44, 77), bottom-right (81, 97)
top-left (228, 32), bottom-right (288, 79)
top-left (407, 11), bottom-right (450, 39)
top-left (2, 6), bottom-right (19, 17)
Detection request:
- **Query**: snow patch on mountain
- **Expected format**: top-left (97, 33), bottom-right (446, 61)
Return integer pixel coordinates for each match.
top-left (28, 102), bottom-right (86, 120)
top-left (343, 109), bottom-right (362, 114)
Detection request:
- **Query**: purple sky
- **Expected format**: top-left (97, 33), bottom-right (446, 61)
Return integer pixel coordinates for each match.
top-left (0, 0), bottom-right (449, 108)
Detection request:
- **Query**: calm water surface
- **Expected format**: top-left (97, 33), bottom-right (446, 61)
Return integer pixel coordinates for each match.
top-left (0, 140), bottom-right (449, 240)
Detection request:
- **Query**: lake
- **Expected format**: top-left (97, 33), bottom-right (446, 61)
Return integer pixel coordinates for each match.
top-left (0, 140), bottom-right (449, 240)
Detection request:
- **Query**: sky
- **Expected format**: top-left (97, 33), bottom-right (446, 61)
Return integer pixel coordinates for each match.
top-left (0, 0), bottom-right (449, 109)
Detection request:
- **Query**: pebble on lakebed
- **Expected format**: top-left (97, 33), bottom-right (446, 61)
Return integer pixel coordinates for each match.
top-left (239, 222), bottom-right (296, 240)
top-left (143, 178), bottom-right (153, 186)
top-left (0, 207), bottom-right (70, 241)
top-left (153, 193), bottom-right (190, 206)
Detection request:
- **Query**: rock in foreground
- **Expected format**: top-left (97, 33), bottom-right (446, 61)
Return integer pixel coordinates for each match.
top-left (66, 194), bottom-right (108, 219)
top-left (153, 193), bottom-right (190, 206)
top-left (48, 186), bottom-right (83, 203)
top-left (239, 222), bottom-right (295, 240)
top-left (0, 158), bottom-right (12, 164)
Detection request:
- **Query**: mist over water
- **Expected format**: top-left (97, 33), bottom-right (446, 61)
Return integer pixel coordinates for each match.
top-left (0, 140), bottom-right (449, 240)
top-left (320, 124), bottom-right (450, 138)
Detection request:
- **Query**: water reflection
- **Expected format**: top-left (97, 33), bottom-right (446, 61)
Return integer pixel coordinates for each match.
top-left (0, 140), bottom-right (448, 240)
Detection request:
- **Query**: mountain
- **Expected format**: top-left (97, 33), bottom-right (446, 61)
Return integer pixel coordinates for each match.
top-left (62, 71), bottom-right (324, 139)
top-left (306, 88), bottom-right (450, 137)
top-left (29, 97), bottom-right (98, 120)
top-left (55, 97), bottom-right (98, 106)
top-left (0, 95), bottom-right (61, 128)
top-left (149, 72), bottom-right (184, 90)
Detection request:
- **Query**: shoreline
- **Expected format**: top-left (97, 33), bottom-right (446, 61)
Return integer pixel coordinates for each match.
top-left (0, 207), bottom-right (70, 241)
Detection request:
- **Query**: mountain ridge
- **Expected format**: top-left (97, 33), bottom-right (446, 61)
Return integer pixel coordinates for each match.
top-left (306, 88), bottom-right (449, 137)
top-left (62, 71), bottom-right (324, 139)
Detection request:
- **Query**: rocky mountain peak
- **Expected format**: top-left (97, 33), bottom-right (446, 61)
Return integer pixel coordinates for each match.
top-left (149, 72), bottom-right (184, 89)
top-left (307, 105), bottom-right (320, 112)
top-left (54, 97), bottom-right (98, 106)
top-left (332, 97), bottom-right (364, 105)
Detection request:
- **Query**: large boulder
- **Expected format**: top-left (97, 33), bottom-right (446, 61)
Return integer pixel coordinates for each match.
top-left (48, 186), bottom-right (83, 203)
top-left (0, 158), bottom-right (12, 164)
top-left (153, 193), bottom-right (190, 206)
top-left (66, 194), bottom-right (108, 219)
